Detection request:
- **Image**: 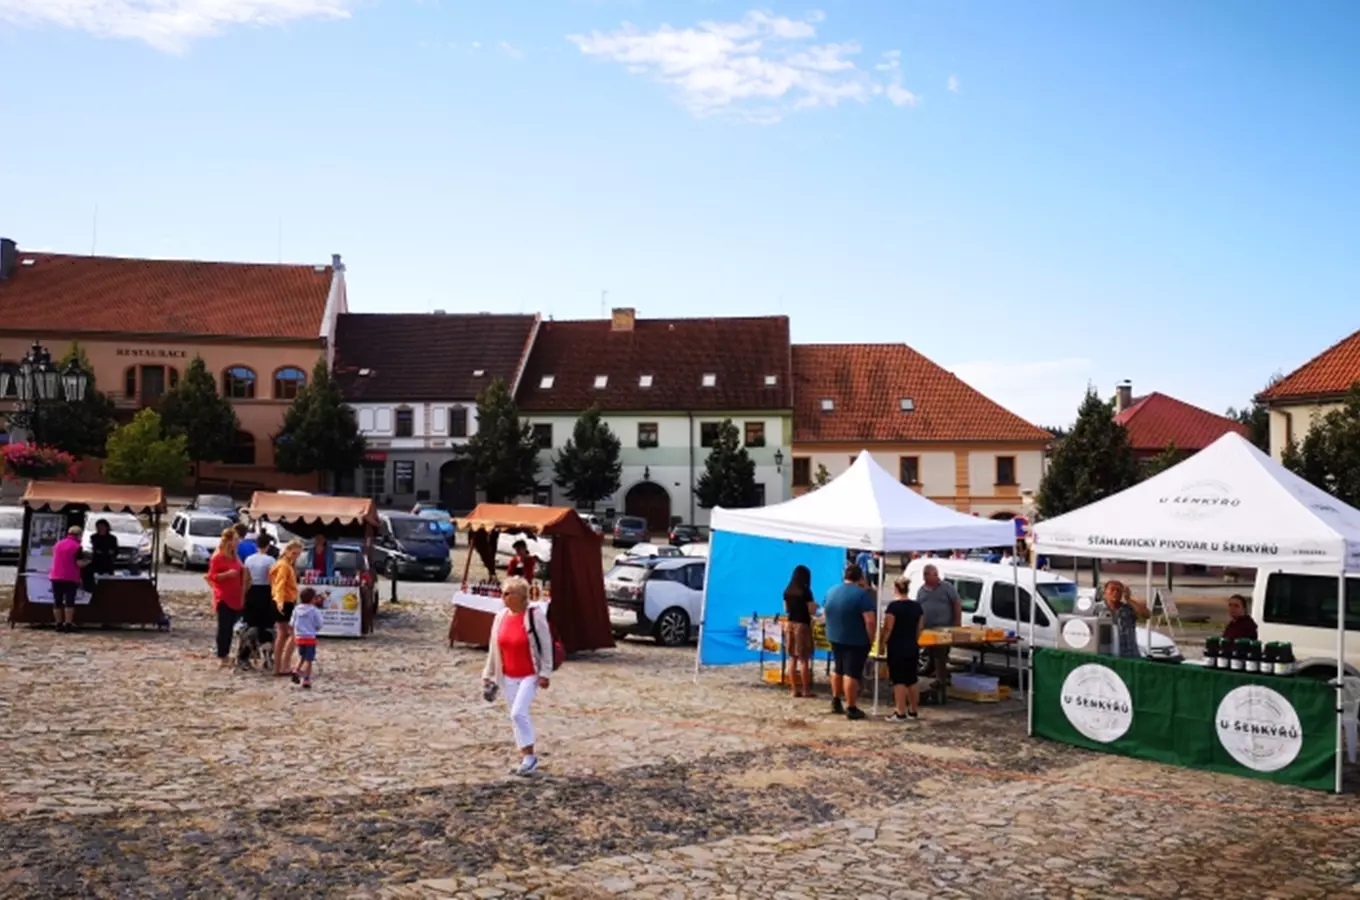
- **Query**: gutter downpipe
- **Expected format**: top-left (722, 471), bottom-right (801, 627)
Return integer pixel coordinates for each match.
top-left (688, 411), bottom-right (696, 523)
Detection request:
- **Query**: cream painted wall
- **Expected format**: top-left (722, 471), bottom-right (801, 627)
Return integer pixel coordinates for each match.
top-left (967, 450), bottom-right (1042, 497)
top-left (1268, 402), bottom-right (1343, 460)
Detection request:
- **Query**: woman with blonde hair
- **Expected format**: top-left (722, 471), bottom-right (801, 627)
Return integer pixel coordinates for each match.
top-left (206, 528), bottom-right (245, 666)
top-left (481, 575), bottom-right (554, 776)
top-left (271, 539), bottom-right (304, 675)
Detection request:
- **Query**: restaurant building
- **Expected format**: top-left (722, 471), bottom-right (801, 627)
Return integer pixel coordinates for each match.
top-left (0, 238), bottom-right (348, 493)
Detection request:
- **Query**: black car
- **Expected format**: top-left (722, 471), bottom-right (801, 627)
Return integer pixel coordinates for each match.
top-left (372, 512), bottom-right (452, 581)
top-left (669, 524), bottom-right (703, 547)
top-left (187, 493), bottom-right (239, 522)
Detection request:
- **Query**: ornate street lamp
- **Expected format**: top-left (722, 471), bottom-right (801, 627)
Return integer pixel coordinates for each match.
top-left (3, 341), bottom-right (91, 446)
top-left (774, 448), bottom-right (784, 473)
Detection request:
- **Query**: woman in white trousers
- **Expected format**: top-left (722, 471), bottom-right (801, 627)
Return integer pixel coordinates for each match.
top-left (482, 575), bottom-right (554, 775)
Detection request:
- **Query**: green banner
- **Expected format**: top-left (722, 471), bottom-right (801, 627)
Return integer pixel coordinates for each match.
top-left (1033, 648), bottom-right (1336, 792)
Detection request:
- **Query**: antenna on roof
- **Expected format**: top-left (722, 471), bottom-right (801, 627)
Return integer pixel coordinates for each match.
top-left (601, 289), bottom-right (608, 318)
top-left (90, 205), bottom-right (98, 255)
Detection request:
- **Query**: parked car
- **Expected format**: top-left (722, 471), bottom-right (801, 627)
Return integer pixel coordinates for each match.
top-left (679, 543), bottom-right (710, 559)
top-left (0, 506), bottom-right (23, 565)
top-left (302, 541), bottom-right (373, 584)
top-left (83, 512), bottom-right (153, 569)
top-left (373, 512), bottom-right (452, 581)
top-left (186, 493), bottom-right (239, 522)
top-left (606, 556), bottom-right (707, 646)
top-left (1253, 569), bottom-right (1360, 678)
top-left (497, 531), bottom-right (552, 563)
top-left (413, 505), bottom-right (457, 546)
top-left (612, 515), bottom-right (649, 548)
top-left (668, 524), bottom-right (703, 547)
top-left (900, 559), bottom-right (1182, 668)
top-left (163, 512), bottom-right (234, 569)
top-left (252, 519), bottom-right (302, 552)
top-left (612, 542), bottom-right (683, 568)
top-left (582, 513), bottom-right (604, 535)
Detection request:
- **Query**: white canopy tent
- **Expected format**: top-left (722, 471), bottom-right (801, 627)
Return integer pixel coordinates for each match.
top-left (1032, 431), bottom-right (1360, 792)
top-left (702, 451), bottom-right (1017, 712)
top-left (711, 450), bottom-right (1015, 551)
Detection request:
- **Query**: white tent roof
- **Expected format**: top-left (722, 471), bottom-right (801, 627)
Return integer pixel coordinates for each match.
top-left (710, 451), bottom-right (1015, 552)
top-left (1033, 432), bottom-right (1360, 572)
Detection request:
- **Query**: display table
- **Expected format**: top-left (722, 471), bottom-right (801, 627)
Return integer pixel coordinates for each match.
top-left (449, 591), bottom-right (504, 647)
top-left (1033, 647), bottom-right (1335, 791)
top-left (9, 573), bottom-right (166, 628)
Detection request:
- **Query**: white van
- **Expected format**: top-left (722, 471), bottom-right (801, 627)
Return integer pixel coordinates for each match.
top-left (1252, 569), bottom-right (1360, 678)
top-left (901, 559), bottom-right (1181, 661)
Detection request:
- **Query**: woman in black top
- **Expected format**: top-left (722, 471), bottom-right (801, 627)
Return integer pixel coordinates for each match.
top-left (879, 575), bottom-right (925, 720)
top-left (88, 519), bottom-right (119, 575)
top-left (782, 565), bottom-right (817, 698)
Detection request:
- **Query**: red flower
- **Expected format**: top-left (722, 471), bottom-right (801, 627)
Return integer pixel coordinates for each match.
top-left (1, 443), bottom-right (79, 481)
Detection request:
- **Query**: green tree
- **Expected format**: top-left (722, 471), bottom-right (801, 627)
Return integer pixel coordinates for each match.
top-left (808, 462), bottom-right (832, 491)
top-left (1225, 373), bottom-right (1280, 453)
top-left (274, 358), bottom-right (366, 489)
top-left (694, 419), bottom-right (759, 509)
top-left (1281, 382), bottom-right (1360, 508)
top-left (11, 342), bottom-right (118, 458)
top-left (1143, 441), bottom-right (1181, 480)
top-left (104, 409), bottom-right (190, 492)
top-left (459, 378), bottom-right (540, 502)
top-left (1038, 388), bottom-right (1140, 519)
top-left (552, 406), bottom-right (622, 510)
top-left (158, 355), bottom-right (239, 486)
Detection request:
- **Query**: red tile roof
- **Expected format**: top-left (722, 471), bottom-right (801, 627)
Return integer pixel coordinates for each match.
top-left (792, 344), bottom-right (1050, 443)
top-left (1259, 327), bottom-right (1360, 402)
top-left (0, 251), bottom-right (334, 340)
top-left (517, 315), bottom-right (792, 412)
top-left (334, 313), bottom-right (539, 401)
top-left (1113, 392), bottom-right (1248, 452)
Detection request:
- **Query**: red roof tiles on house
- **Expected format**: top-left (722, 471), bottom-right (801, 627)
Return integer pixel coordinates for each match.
top-left (793, 344), bottom-right (1050, 443)
top-left (333, 313), bottom-right (539, 401)
top-left (0, 251), bottom-right (334, 340)
top-left (1259, 327), bottom-right (1360, 402)
top-left (517, 314), bottom-right (792, 412)
top-left (1113, 392), bottom-right (1249, 453)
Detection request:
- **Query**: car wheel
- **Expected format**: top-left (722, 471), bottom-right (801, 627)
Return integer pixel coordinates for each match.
top-left (653, 608), bottom-right (691, 647)
top-left (612, 629), bottom-right (629, 641)
top-left (162, 546), bottom-right (172, 566)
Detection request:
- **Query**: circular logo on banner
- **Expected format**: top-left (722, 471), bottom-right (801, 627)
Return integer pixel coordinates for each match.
top-left (1061, 618), bottom-right (1093, 649)
top-left (1060, 664), bottom-right (1133, 743)
top-left (1215, 685), bottom-right (1303, 773)
top-left (1157, 479), bottom-right (1241, 522)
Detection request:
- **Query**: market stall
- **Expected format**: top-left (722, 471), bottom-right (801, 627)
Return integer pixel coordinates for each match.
top-left (698, 451), bottom-right (1018, 711)
top-left (450, 504), bottom-right (613, 653)
top-left (243, 492), bottom-right (380, 637)
top-left (8, 482), bottom-right (167, 629)
top-left (1031, 432), bottom-right (1360, 793)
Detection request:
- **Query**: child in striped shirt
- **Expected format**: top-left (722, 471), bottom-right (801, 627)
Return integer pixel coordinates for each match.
top-left (290, 588), bottom-right (324, 689)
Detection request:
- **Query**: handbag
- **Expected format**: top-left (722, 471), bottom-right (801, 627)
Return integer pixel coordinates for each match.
top-left (528, 606), bottom-right (565, 672)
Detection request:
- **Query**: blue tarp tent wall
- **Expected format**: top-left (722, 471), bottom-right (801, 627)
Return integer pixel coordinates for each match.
top-left (697, 530), bottom-right (844, 666)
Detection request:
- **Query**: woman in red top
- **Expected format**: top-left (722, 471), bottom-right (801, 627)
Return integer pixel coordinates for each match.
top-left (506, 540), bottom-right (536, 583)
top-left (206, 528), bottom-right (245, 667)
top-left (481, 575), bottom-right (553, 776)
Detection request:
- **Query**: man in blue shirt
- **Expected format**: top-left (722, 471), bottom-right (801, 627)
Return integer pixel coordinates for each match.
top-left (823, 563), bottom-right (877, 720)
top-left (234, 523), bottom-right (257, 562)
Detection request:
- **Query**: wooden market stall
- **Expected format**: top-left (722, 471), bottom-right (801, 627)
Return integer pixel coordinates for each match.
top-left (8, 482), bottom-right (168, 629)
top-left (449, 504), bottom-right (613, 653)
top-left (243, 492), bottom-right (380, 637)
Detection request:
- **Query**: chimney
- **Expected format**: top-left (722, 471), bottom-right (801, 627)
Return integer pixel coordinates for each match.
top-left (331, 253), bottom-right (344, 272)
top-left (1115, 380), bottom-right (1133, 413)
top-left (610, 307), bottom-right (636, 333)
top-left (0, 238), bottom-right (16, 281)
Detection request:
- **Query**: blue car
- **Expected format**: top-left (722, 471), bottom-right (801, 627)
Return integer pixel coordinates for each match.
top-left (413, 504), bottom-right (456, 546)
top-left (187, 493), bottom-right (238, 522)
top-left (374, 512), bottom-right (453, 581)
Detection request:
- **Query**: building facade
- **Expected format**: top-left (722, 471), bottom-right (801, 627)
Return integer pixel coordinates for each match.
top-left (1259, 327), bottom-right (1360, 460)
top-left (516, 309), bottom-right (793, 531)
top-left (0, 239), bottom-right (347, 493)
top-left (332, 312), bottom-right (540, 511)
top-left (789, 344), bottom-right (1051, 519)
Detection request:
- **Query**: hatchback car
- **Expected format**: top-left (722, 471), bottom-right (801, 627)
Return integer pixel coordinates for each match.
top-left (612, 515), bottom-right (649, 548)
top-left (186, 494), bottom-right (239, 522)
top-left (606, 556), bottom-right (706, 646)
top-left (373, 512), bottom-right (452, 581)
top-left (164, 512), bottom-right (234, 569)
top-left (668, 524), bottom-right (702, 547)
top-left (83, 512), bottom-right (153, 569)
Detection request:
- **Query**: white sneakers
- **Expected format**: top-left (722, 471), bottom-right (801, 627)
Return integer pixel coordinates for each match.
top-left (514, 754), bottom-right (539, 776)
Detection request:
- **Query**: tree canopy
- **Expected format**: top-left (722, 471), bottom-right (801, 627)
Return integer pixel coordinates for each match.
top-left (158, 355), bottom-right (238, 483)
top-left (694, 419), bottom-right (760, 509)
top-left (104, 409), bottom-right (190, 492)
top-left (1225, 373), bottom-right (1280, 453)
top-left (552, 406), bottom-right (622, 511)
top-left (1038, 388), bottom-right (1140, 519)
top-left (1282, 382), bottom-right (1360, 508)
top-left (459, 378), bottom-right (540, 502)
top-left (274, 358), bottom-right (366, 485)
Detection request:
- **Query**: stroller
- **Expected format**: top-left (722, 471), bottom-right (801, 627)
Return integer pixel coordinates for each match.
top-left (233, 619), bottom-right (276, 673)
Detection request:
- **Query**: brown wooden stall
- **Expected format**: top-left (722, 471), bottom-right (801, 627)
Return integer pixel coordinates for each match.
top-left (8, 482), bottom-right (168, 629)
top-left (449, 504), bottom-right (614, 653)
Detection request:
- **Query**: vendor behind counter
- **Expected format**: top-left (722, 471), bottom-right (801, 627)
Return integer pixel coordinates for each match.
top-left (1222, 593), bottom-right (1258, 642)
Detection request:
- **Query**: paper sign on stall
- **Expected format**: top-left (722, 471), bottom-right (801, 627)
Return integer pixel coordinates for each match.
top-left (312, 584), bottom-right (363, 637)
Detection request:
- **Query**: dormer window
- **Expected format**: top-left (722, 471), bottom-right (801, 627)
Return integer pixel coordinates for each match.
top-left (899, 397), bottom-right (915, 412)
top-left (539, 375), bottom-right (555, 389)
top-left (764, 375), bottom-right (778, 386)
top-left (701, 373), bottom-right (717, 388)
top-left (820, 398), bottom-right (835, 412)
top-left (593, 375), bottom-right (608, 389)
top-left (639, 374), bottom-right (654, 388)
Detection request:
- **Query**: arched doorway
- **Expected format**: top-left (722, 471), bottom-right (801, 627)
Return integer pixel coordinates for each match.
top-left (625, 482), bottom-right (672, 535)
top-left (439, 459), bottom-right (476, 514)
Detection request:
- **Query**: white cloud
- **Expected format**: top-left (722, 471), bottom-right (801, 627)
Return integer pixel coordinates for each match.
top-left (947, 73), bottom-right (960, 93)
top-left (0, 0), bottom-right (352, 53)
top-left (948, 357), bottom-right (1096, 429)
top-left (499, 40), bottom-right (522, 59)
top-left (568, 10), bottom-right (915, 122)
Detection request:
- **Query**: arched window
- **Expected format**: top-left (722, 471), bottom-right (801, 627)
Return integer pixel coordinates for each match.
top-left (223, 366), bottom-right (257, 399)
top-left (273, 366), bottom-right (307, 400)
top-left (224, 430), bottom-right (257, 466)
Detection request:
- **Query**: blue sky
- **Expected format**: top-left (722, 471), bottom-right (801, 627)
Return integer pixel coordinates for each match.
top-left (2, 0), bottom-right (1357, 428)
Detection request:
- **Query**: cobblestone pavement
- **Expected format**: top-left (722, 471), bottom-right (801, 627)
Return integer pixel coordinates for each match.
top-left (2, 590), bottom-right (1358, 898)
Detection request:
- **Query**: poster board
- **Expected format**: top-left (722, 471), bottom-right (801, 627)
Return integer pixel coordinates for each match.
top-left (311, 584), bottom-right (363, 637)
top-left (22, 513), bottom-right (91, 605)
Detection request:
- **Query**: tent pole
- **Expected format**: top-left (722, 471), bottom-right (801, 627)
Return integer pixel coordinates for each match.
top-left (1028, 551), bottom-right (1041, 736)
top-left (1011, 554), bottom-right (1020, 702)
top-left (692, 530), bottom-right (717, 685)
top-left (1144, 560), bottom-right (1153, 657)
top-left (873, 554), bottom-right (885, 717)
top-left (1337, 570), bottom-right (1346, 794)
